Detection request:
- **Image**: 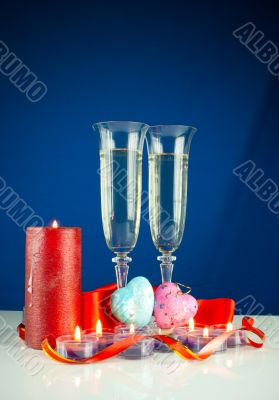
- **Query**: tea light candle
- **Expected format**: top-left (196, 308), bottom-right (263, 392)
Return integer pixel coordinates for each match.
top-left (187, 326), bottom-right (210, 352)
top-left (56, 326), bottom-right (98, 360)
top-left (172, 317), bottom-right (203, 346)
top-left (188, 317), bottom-right (195, 332)
top-left (211, 323), bottom-right (247, 347)
top-left (84, 320), bottom-right (114, 351)
top-left (227, 322), bottom-right (247, 346)
top-left (187, 327), bottom-right (227, 353)
top-left (154, 328), bottom-right (173, 352)
top-left (114, 324), bottom-right (154, 359)
top-left (172, 326), bottom-right (189, 346)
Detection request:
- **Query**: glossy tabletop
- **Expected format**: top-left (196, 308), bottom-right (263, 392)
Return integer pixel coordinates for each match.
top-left (0, 312), bottom-right (278, 400)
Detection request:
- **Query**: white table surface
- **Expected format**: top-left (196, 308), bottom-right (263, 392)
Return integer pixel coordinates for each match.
top-left (0, 311), bottom-right (278, 400)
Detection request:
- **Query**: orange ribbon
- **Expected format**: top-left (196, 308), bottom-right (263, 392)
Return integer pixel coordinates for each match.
top-left (39, 316), bottom-right (264, 364)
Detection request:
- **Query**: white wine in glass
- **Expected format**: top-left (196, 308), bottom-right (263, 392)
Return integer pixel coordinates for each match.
top-left (93, 121), bottom-right (148, 288)
top-left (100, 148), bottom-right (142, 253)
top-left (146, 125), bottom-right (197, 283)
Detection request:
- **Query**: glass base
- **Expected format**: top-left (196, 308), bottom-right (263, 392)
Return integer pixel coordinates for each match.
top-left (118, 339), bottom-right (154, 359)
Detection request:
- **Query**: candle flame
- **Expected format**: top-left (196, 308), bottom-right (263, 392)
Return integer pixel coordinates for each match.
top-left (203, 327), bottom-right (209, 338)
top-left (52, 220), bottom-right (58, 228)
top-left (96, 320), bottom-right (102, 337)
top-left (189, 317), bottom-right (194, 331)
top-left (74, 326), bottom-right (81, 342)
top-left (226, 322), bottom-right (233, 332)
top-left (130, 324), bottom-right (135, 334)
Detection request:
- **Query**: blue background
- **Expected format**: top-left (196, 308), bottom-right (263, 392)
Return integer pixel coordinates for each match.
top-left (0, 0), bottom-right (278, 313)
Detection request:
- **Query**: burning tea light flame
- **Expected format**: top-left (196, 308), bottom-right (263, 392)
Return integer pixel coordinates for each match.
top-left (74, 326), bottom-right (81, 342)
top-left (52, 220), bottom-right (58, 228)
top-left (96, 320), bottom-right (102, 338)
top-left (203, 327), bottom-right (209, 338)
top-left (227, 322), bottom-right (233, 332)
top-left (189, 317), bottom-right (194, 331)
top-left (130, 324), bottom-right (135, 334)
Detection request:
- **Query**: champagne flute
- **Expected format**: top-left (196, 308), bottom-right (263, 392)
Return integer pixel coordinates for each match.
top-left (93, 121), bottom-right (149, 288)
top-left (146, 125), bottom-right (197, 283)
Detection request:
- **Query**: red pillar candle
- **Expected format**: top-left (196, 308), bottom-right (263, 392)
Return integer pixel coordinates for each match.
top-left (25, 221), bottom-right (81, 349)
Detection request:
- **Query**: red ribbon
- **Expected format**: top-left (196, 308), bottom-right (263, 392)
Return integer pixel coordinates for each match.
top-left (82, 283), bottom-right (119, 330)
top-left (17, 323), bottom-right (25, 340)
top-left (39, 316), bottom-right (264, 364)
top-left (81, 284), bottom-right (236, 330)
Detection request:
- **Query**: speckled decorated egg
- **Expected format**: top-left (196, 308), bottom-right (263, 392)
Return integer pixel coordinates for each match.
top-left (154, 282), bottom-right (198, 329)
top-left (111, 276), bottom-right (154, 327)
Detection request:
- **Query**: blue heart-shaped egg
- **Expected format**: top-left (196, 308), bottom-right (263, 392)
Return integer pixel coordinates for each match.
top-left (111, 276), bottom-right (154, 327)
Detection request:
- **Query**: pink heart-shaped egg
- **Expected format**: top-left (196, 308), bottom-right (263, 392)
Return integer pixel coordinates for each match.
top-left (154, 282), bottom-right (198, 329)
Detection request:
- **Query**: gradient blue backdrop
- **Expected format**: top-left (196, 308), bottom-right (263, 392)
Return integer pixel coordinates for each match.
top-left (0, 0), bottom-right (278, 313)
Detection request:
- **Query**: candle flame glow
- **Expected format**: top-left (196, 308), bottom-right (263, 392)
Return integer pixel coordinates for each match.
top-left (74, 326), bottom-right (81, 342)
top-left (226, 322), bottom-right (233, 332)
top-left (189, 317), bottom-right (194, 331)
top-left (203, 327), bottom-right (209, 338)
top-left (52, 220), bottom-right (58, 228)
top-left (96, 320), bottom-right (102, 337)
top-left (130, 324), bottom-right (135, 334)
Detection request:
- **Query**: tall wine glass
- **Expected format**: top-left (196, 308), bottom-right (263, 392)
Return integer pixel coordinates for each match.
top-left (146, 125), bottom-right (197, 283)
top-left (93, 121), bottom-right (149, 288)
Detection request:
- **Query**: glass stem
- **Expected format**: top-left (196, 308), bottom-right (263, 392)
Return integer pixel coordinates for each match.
top-left (158, 253), bottom-right (176, 283)
top-left (113, 253), bottom-right (131, 288)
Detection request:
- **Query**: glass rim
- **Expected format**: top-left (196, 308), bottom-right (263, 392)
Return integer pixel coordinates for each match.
top-left (56, 335), bottom-right (96, 343)
top-left (148, 124), bottom-right (198, 136)
top-left (114, 325), bottom-right (152, 334)
top-left (83, 328), bottom-right (114, 335)
top-left (92, 120), bottom-right (149, 130)
top-left (149, 124), bottom-right (197, 128)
